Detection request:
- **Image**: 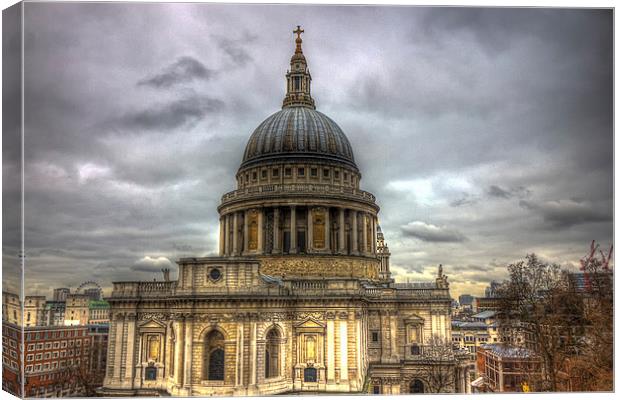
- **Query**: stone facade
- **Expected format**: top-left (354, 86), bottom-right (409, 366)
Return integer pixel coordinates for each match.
top-left (101, 27), bottom-right (470, 396)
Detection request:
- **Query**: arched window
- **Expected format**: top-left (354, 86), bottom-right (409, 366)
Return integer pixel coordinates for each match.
top-left (265, 328), bottom-right (281, 378)
top-left (204, 330), bottom-right (225, 381)
top-left (410, 379), bottom-right (424, 393)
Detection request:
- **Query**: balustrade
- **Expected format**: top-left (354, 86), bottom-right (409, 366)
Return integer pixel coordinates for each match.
top-left (221, 183), bottom-right (376, 204)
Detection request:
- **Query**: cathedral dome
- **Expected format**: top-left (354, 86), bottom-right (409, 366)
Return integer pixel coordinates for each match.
top-left (240, 106), bottom-right (357, 170)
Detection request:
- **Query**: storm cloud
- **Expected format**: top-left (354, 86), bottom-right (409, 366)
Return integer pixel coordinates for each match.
top-left (401, 222), bottom-right (468, 243)
top-left (7, 4), bottom-right (612, 299)
top-left (137, 56), bottom-right (214, 88)
top-left (110, 94), bottom-right (225, 132)
top-left (519, 199), bottom-right (611, 229)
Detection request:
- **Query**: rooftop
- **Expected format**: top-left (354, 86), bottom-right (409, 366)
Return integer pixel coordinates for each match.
top-left (472, 310), bottom-right (497, 319)
top-left (480, 343), bottom-right (538, 359)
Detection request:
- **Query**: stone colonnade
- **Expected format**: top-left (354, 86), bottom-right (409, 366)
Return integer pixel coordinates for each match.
top-left (219, 206), bottom-right (378, 257)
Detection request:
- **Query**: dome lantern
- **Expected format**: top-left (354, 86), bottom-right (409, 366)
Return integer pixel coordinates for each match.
top-left (282, 25), bottom-right (316, 109)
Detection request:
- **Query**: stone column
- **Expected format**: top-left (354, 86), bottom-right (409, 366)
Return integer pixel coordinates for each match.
top-left (173, 320), bottom-right (184, 385)
top-left (272, 208), bottom-right (280, 254)
top-left (326, 319), bottom-right (335, 383)
top-left (290, 206), bottom-right (297, 254)
top-left (440, 313), bottom-right (447, 338)
top-left (243, 210), bottom-right (249, 254)
top-left (257, 209), bottom-right (264, 253)
top-left (113, 315), bottom-right (124, 381)
top-left (372, 217), bottom-right (377, 255)
top-left (236, 323), bottom-right (244, 387)
top-left (124, 314), bottom-right (136, 385)
top-left (338, 208), bottom-right (346, 254)
top-left (390, 314), bottom-right (398, 361)
top-left (224, 214), bottom-right (230, 256)
top-left (250, 322), bottom-right (257, 386)
top-left (183, 317), bottom-right (193, 390)
top-left (339, 319), bottom-right (349, 383)
top-left (219, 217), bottom-right (225, 255)
top-left (362, 213), bottom-right (368, 255)
top-left (307, 208), bottom-right (314, 252)
top-left (324, 208), bottom-right (330, 251)
top-left (355, 318), bottom-right (362, 385)
top-left (351, 211), bottom-right (359, 255)
top-left (232, 212), bottom-right (239, 255)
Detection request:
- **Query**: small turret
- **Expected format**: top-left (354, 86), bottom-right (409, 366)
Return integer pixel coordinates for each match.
top-left (376, 225), bottom-right (392, 281)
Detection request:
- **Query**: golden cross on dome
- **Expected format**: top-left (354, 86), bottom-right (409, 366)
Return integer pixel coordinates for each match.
top-left (294, 25), bottom-right (304, 39)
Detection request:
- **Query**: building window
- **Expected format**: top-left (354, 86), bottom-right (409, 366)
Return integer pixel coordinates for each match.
top-left (334, 171), bottom-right (340, 179)
top-left (310, 168), bottom-right (318, 177)
top-left (261, 169), bottom-right (267, 179)
top-left (145, 366), bottom-right (157, 381)
top-left (272, 168), bottom-right (279, 177)
top-left (284, 168), bottom-right (292, 177)
top-left (298, 167), bottom-right (305, 177)
top-left (304, 367), bottom-right (317, 382)
top-left (204, 330), bottom-right (225, 381)
top-left (265, 328), bottom-right (281, 378)
top-left (27, 344), bottom-right (35, 351)
top-left (323, 168), bottom-right (330, 178)
top-left (410, 344), bottom-right (420, 356)
top-left (373, 385), bottom-right (381, 395)
top-left (371, 331), bottom-right (379, 342)
top-left (252, 171), bottom-right (257, 181)
top-left (209, 268), bottom-right (222, 282)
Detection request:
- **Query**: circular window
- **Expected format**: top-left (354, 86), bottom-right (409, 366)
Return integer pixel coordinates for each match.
top-left (209, 268), bottom-right (222, 281)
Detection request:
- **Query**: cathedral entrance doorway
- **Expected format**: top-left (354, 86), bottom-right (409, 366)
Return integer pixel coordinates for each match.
top-left (409, 379), bottom-right (424, 393)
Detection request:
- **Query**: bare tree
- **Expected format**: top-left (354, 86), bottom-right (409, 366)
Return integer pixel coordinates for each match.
top-left (563, 241), bottom-right (613, 391)
top-left (55, 337), bottom-right (106, 397)
top-left (497, 243), bottom-right (613, 392)
top-left (419, 334), bottom-right (458, 393)
top-left (497, 254), bottom-right (581, 391)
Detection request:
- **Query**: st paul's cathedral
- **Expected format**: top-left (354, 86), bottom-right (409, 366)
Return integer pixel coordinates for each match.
top-left (101, 27), bottom-right (471, 396)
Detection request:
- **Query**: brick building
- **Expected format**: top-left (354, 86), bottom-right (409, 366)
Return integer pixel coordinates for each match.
top-left (2, 322), bottom-right (98, 397)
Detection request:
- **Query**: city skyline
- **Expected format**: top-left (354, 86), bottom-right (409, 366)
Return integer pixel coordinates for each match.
top-left (2, 4), bottom-right (613, 298)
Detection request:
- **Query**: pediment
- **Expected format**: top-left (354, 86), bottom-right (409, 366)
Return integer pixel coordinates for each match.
top-left (138, 319), bottom-right (166, 329)
top-left (404, 314), bottom-right (425, 325)
top-left (294, 317), bottom-right (325, 329)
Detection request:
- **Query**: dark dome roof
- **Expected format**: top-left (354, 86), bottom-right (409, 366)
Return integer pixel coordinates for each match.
top-left (240, 106), bottom-right (357, 170)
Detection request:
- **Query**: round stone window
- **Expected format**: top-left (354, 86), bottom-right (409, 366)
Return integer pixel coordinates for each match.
top-left (209, 268), bottom-right (222, 281)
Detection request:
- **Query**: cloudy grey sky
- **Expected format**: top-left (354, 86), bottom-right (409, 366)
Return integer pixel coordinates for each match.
top-left (3, 3), bottom-right (613, 298)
